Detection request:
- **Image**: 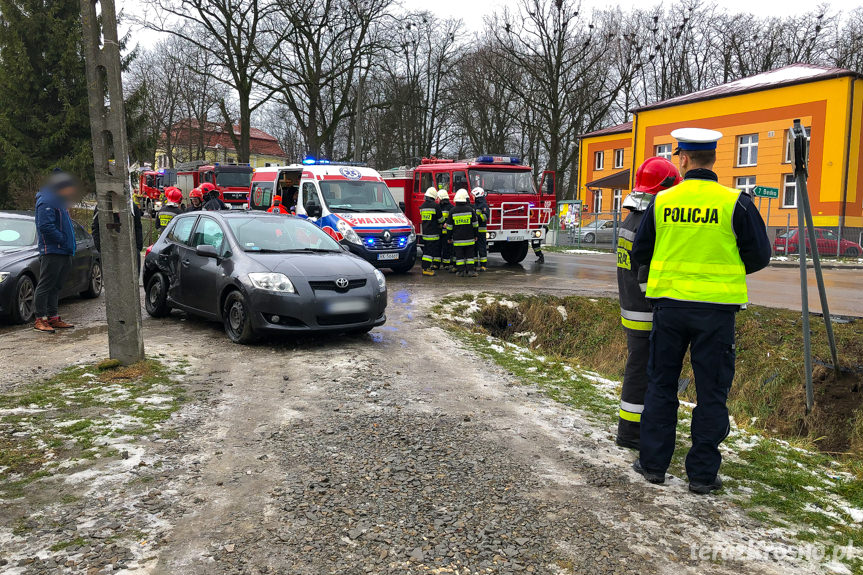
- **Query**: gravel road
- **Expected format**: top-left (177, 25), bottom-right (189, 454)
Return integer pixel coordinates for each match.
top-left (0, 261), bottom-right (826, 574)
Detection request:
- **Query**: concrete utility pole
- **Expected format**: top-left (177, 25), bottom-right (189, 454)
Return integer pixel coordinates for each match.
top-left (80, 0), bottom-right (145, 364)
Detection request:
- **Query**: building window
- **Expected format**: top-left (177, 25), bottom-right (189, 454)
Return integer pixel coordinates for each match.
top-left (737, 134), bottom-right (759, 167)
top-left (613, 148), bottom-right (625, 169)
top-left (736, 176), bottom-right (756, 196)
top-left (594, 151), bottom-right (604, 171)
top-left (782, 174), bottom-right (797, 208)
top-left (654, 144), bottom-right (672, 159)
top-left (785, 126), bottom-right (811, 163)
top-left (613, 189), bottom-right (622, 212)
top-left (592, 189), bottom-right (603, 213)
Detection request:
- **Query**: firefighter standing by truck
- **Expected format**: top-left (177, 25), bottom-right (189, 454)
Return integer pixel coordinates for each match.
top-left (201, 182), bottom-right (228, 211)
top-left (631, 128), bottom-right (771, 494)
top-left (419, 187), bottom-right (442, 276)
top-left (615, 157), bottom-right (681, 450)
top-left (472, 187), bottom-right (489, 271)
top-left (187, 188), bottom-right (204, 211)
top-left (438, 189), bottom-right (454, 270)
top-left (446, 189), bottom-right (479, 277)
top-left (156, 187), bottom-right (183, 228)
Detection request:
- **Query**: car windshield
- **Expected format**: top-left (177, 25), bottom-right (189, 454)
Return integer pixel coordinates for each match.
top-left (0, 217), bottom-right (37, 251)
top-left (319, 180), bottom-right (400, 213)
top-left (226, 217), bottom-right (342, 253)
top-left (216, 171), bottom-right (253, 188)
top-left (468, 169), bottom-right (535, 194)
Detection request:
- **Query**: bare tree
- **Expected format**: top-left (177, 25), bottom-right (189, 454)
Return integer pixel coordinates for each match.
top-left (141, 0), bottom-right (278, 163)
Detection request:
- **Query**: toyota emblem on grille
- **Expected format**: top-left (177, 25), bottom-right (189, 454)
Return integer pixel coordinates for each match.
top-left (335, 277), bottom-right (350, 289)
top-left (383, 230), bottom-right (391, 242)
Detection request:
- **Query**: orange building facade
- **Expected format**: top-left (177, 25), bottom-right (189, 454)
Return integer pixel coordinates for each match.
top-left (577, 65), bottom-right (863, 230)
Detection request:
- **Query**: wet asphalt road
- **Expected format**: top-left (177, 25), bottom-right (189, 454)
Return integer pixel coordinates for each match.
top-left (0, 252), bottom-right (860, 341)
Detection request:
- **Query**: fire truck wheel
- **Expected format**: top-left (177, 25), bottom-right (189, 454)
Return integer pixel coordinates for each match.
top-left (500, 241), bottom-right (529, 265)
top-left (144, 272), bottom-right (172, 318)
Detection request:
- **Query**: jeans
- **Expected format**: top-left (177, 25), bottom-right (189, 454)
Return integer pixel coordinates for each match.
top-left (35, 254), bottom-right (72, 318)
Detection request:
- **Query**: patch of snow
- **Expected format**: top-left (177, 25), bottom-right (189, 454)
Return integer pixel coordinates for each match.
top-left (135, 395), bottom-right (173, 405)
top-left (562, 249), bottom-right (605, 255)
top-left (0, 407), bottom-right (45, 416)
top-left (556, 306), bottom-right (568, 321)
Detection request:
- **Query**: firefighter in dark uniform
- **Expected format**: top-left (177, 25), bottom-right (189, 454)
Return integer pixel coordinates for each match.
top-left (472, 187), bottom-right (490, 271)
top-left (446, 189), bottom-right (479, 277)
top-left (419, 187), bottom-right (442, 276)
top-left (187, 188), bottom-right (205, 211)
top-left (438, 189), bottom-right (454, 271)
top-left (615, 157), bottom-right (681, 450)
top-left (156, 187), bottom-right (183, 229)
top-left (631, 128), bottom-right (771, 494)
top-left (531, 238), bottom-right (545, 264)
top-left (201, 182), bottom-right (228, 211)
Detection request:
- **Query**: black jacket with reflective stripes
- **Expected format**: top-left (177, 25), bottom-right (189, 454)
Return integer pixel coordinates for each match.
top-left (446, 203), bottom-right (479, 245)
top-left (474, 197), bottom-right (490, 232)
top-left (617, 206), bottom-right (652, 332)
top-left (419, 199), bottom-right (442, 239)
top-left (439, 200), bottom-right (452, 234)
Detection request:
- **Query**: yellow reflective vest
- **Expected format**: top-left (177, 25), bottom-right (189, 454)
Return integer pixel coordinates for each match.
top-left (646, 179), bottom-right (747, 305)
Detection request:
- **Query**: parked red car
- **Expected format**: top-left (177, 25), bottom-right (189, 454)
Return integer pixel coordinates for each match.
top-left (774, 228), bottom-right (862, 257)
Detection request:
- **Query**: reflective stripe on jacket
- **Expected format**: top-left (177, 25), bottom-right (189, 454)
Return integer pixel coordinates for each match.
top-left (617, 206), bottom-right (652, 331)
top-left (647, 179), bottom-right (747, 305)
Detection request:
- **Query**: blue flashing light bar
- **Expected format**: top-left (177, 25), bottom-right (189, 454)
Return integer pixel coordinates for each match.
top-left (476, 155), bottom-right (521, 165)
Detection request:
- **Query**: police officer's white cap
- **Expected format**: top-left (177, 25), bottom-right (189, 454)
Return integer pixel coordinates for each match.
top-left (670, 128), bottom-right (723, 155)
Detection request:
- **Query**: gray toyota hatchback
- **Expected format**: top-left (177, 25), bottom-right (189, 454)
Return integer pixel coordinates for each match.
top-left (143, 211), bottom-right (387, 343)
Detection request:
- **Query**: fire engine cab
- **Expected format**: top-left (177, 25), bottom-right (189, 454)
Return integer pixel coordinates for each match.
top-left (251, 160), bottom-right (417, 272)
top-left (173, 161), bottom-right (254, 208)
top-left (381, 156), bottom-right (555, 264)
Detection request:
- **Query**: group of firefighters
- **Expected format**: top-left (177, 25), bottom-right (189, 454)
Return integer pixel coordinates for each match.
top-left (418, 186), bottom-right (491, 277)
top-left (154, 182), bottom-right (229, 227)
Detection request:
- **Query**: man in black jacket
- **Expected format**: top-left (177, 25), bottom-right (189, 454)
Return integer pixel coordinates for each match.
top-left (615, 157), bottom-right (681, 450)
top-left (419, 187), bottom-right (442, 276)
top-left (445, 189), bottom-right (479, 278)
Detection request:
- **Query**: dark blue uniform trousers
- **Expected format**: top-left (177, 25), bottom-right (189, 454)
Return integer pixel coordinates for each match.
top-left (640, 305), bottom-right (735, 483)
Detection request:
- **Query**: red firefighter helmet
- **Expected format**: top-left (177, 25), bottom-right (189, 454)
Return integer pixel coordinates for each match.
top-left (199, 182), bottom-right (217, 193)
top-left (165, 186), bottom-right (183, 204)
top-left (189, 188), bottom-right (204, 200)
top-left (633, 157), bottom-right (682, 195)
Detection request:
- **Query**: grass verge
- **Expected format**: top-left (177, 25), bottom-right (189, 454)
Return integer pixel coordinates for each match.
top-left (433, 293), bottom-right (863, 572)
top-left (0, 359), bottom-right (185, 498)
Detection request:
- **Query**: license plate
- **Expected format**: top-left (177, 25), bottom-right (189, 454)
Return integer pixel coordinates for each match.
top-left (377, 253), bottom-right (399, 260)
top-left (325, 299), bottom-right (370, 313)
top-left (507, 235), bottom-right (525, 241)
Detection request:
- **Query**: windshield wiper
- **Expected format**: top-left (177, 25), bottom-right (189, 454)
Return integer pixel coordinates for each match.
top-left (244, 248), bottom-right (286, 253)
top-left (285, 247), bottom-right (339, 253)
top-left (362, 208), bottom-right (397, 212)
top-left (332, 207), bottom-right (359, 212)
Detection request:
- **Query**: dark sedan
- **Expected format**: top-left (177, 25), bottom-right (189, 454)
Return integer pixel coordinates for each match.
top-left (0, 211), bottom-right (103, 323)
top-left (143, 211), bottom-right (387, 343)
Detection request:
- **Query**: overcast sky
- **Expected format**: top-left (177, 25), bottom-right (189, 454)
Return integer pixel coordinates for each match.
top-left (119, 0), bottom-right (828, 49)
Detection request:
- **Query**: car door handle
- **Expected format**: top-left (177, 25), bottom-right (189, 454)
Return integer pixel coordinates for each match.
top-left (182, 259), bottom-right (191, 267)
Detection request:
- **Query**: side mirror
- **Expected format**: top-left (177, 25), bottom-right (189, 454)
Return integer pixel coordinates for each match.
top-left (196, 244), bottom-right (219, 258)
top-left (305, 203), bottom-right (322, 218)
top-left (398, 201), bottom-right (407, 212)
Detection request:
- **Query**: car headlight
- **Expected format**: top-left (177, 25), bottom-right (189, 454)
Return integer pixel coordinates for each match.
top-left (408, 224), bottom-right (416, 243)
top-left (337, 220), bottom-right (362, 245)
top-left (373, 269), bottom-right (386, 291)
top-left (248, 272), bottom-right (296, 293)
top-left (0, 272), bottom-right (9, 284)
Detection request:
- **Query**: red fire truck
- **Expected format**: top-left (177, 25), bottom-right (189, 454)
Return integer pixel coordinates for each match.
top-left (135, 169), bottom-right (168, 214)
top-left (173, 161), bottom-right (254, 208)
top-left (381, 156), bottom-right (555, 264)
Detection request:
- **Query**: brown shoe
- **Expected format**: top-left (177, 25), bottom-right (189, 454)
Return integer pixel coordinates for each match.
top-left (48, 317), bottom-right (75, 329)
top-left (34, 318), bottom-right (56, 333)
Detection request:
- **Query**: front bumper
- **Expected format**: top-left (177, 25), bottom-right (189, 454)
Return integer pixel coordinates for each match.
top-left (486, 228), bottom-right (545, 245)
top-left (345, 237), bottom-right (417, 268)
top-left (246, 283), bottom-right (387, 333)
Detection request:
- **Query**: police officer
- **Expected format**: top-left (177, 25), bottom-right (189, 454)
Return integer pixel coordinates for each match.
top-left (267, 195), bottom-right (289, 214)
top-left (438, 189), bottom-right (454, 271)
top-left (446, 189), bottom-right (479, 277)
top-left (631, 128), bottom-right (771, 494)
top-left (419, 187), bottom-right (442, 276)
top-left (472, 187), bottom-right (490, 271)
top-left (156, 187), bottom-right (183, 228)
top-left (615, 157), bottom-right (681, 450)
top-left (201, 182), bottom-right (228, 211)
